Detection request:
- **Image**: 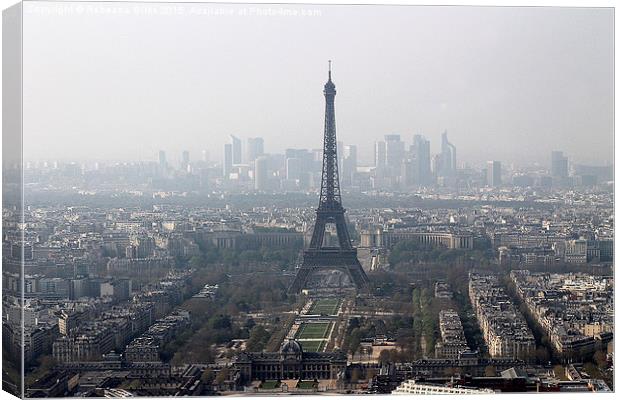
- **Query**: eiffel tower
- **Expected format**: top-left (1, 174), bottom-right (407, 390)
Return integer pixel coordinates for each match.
top-left (289, 62), bottom-right (370, 294)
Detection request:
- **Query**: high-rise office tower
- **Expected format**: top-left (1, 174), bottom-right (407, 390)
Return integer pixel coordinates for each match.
top-left (286, 149), bottom-right (314, 188)
top-left (286, 148), bottom-right (313, 170)
top-left (342, 144), bottom-right (357, 186)
top-left (254, 156), bottom-right (269, 190)
top-left (412, 135), bottom-right (431, 185)
top-left (384, 134), bottom-right (405, 171)
top-left (223, 143), bottom-right (233, 178)
top-left (181, 150), bottom-right (190, 171)
top-left (487, 161), bottom-right (502, 187)
top-left (551, 151), bottom-right (569, 178)
top-left (286, 157), bottom-right (302, 181)
top-left (400, 158), bottom-right (417, 187)
top-left (246, 137), bottom-right (264, 163)
top-left (344, 145), bottom-right (357, 166)
top-left (201, 150), bottom-right (209, 163)
top-left (439, 130), bottom-right (457, 177)
top-left (375, 141), bottom-right (386, 172)
top-left (230, 135), bottom-right (242, 165)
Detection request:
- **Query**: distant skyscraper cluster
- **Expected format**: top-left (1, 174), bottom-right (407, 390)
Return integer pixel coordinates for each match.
top-left (214, 130), bottom-right (460, 192)
top-left (149, 130), bottom-right (607, 193)
top-left (150, 126), bottom-right (606, 193)
top-left (373, 131), bottom-right (456, 189)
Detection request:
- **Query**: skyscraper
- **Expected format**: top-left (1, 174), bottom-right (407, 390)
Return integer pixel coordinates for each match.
top-left (286, 148), bottom-right (314, 172)
top-left (439, 130), bottom-right (457, 177)
top-left (286, 148), bottom-right (314, 188)
top-left (342, 144), bottom-right (357, 186)
top-left (223, 143), bottom-right (233, 178)
top-left (181, 150), bottom-right (190, 171)
top-left (487, 161), bottom-right (502, 187)
top-left (246, 137), bottom-right (264, 163)
top-left (375, 141), bottom-right (386, 173)
top-left (286, 157), bottom-right (302, 181)
top-left (400, 158), bottom-right (417, 187)
top-left (551, 150), bottom-right (569, 178)
top-left (412, 134), bottom-right (431, 185)
top-left (230, 135), bottom-right (242, 165)
top-left (254, 156), bottom-right (269, 190)
top-left (384, 134), bottom-right (405, 171)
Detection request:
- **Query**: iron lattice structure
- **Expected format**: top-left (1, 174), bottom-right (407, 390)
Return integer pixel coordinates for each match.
top-left (289, 64), bottom-right (370, 294)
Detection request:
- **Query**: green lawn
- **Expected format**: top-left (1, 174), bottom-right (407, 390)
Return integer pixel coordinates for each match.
top-left (297, 381), bottom-right (319, 389)
top-left (260, 381), bottom-right (280, 389)
top-left (296, 322), bottom-right (331, 339)
top-left (298, 340), bottom-right (325, 352)
top-left (308, 299), bottom-right (340, 315)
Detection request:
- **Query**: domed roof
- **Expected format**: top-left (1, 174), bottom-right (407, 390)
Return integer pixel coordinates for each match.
top-left (281, 338), bottom-right (303, 354)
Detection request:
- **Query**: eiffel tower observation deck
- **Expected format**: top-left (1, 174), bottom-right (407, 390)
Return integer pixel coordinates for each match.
top-left (289, 63), bottom-right (370, 294)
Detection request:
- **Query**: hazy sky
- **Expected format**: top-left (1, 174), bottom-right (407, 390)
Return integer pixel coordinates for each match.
top-left (23, 2), bottom-right (613, 167)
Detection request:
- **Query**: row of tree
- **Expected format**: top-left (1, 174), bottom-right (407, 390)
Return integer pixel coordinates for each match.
top-left (164, 262), bottom-right (294, 364)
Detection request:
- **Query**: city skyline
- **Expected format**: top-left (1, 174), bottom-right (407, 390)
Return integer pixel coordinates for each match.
top-left (20, 138), bottom-right (613, 170)
top-left (23, 3), bottom-right (613, 166)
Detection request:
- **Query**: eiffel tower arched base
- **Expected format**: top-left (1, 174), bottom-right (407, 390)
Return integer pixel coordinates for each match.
top-left (289, 248), bottom-right (370, 294)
